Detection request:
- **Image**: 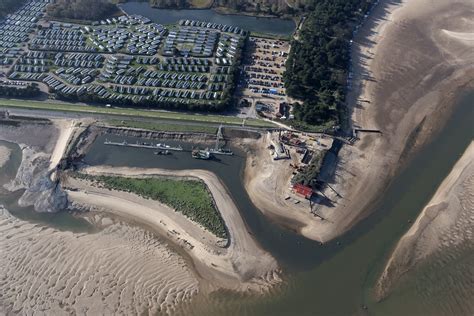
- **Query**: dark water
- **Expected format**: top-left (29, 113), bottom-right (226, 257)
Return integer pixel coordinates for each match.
top-left (82, 90), bottom-right (474, 315)
top-left (119, 2), bottom-right (296, 35)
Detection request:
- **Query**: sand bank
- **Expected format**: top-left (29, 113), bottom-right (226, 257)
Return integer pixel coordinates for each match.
top-left (48, 119), bottom-right (75, 171)
top-left (0, 145), bottom-right (11, 168)
top-left (376, 141), bottom-right (474, 300)
top-left (0, 206), bottom-right (199, 315)
top-left (244, 0), bottom-right (474, 242)
top-left (65, 166), bottom-right (280, 292)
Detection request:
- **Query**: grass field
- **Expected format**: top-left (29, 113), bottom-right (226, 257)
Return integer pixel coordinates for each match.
top-left (106, 119), bottom-right (218, 134)
top-left (78, 173), bottom-right (227, 238)
top-left (0, 98), bottom-right (277, 128)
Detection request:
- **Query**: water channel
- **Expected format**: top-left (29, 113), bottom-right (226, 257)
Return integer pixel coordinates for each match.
top-left (83, 90), bottom-right (473, 315)
top-left (1, 89), bottom-right (472, 315)
top-left (119, 1), bottom-right (296, 36)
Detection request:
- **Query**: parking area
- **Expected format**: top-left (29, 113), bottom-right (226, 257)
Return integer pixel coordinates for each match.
top-left (238, 37), bottom-right (291, 119)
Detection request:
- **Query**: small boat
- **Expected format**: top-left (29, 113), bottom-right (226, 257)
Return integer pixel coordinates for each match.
top-left (154, 150), bottom-right (171, 155)
top-left (192, 148), bottom-right (211, 160)
top-left (209, 148), bottom-right (234, 155)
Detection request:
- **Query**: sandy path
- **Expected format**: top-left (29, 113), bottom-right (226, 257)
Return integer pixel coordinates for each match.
top-left (244, 0), bottom-right (474, 243)
top-left (66, 166), bottom-right (279, 292)
top-left (49, 119), bottom-right (75, 171)
top-left (0, 145), bottom-right (11, 168)
top-left (0, 207), bottom-right (199, 315)
top-left (376, 141), bottom-right (474, 300)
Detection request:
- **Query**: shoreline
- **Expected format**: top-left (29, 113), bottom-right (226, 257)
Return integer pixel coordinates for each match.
top-left (242, 0), bottom-right (474, 243)
top-left (375, 141), bottom-right (474, 300)
top-left (65, 165), bottom-right (280, 292)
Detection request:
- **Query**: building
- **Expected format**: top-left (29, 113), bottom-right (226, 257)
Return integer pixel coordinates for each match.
top-left (292, 183), bottom-right (313, 199)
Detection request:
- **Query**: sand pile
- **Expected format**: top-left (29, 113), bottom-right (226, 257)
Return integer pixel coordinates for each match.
top-left (0, 206), bottom-right (199, 315)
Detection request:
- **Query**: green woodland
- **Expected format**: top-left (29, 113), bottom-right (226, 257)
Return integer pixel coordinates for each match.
top-left (47, 0), bottom-right (119, 21)
top-left (0, 0), bottom-right (27, 19)
top-left (284, 0), bottom-right (374, 129)
top-left (78, 174), bottom-right (228, 239)
top-left (0, 85), bottom-right (41, 98)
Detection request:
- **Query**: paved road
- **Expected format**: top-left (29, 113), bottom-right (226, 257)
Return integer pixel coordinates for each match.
top-left (1, 106), bottom-right (273, 133)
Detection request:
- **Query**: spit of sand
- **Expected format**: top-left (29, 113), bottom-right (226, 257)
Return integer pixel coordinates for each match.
top-left (65, 166), bottom-right (280, 292)
top-left (376, 141), bottom-right (474, 304)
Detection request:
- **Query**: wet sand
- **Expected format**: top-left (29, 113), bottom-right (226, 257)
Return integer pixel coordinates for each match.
top-left (0, 145), bottom-right (11, 168)
top-left (66, 166), bottom-right (280, 292)
top-left (244, 0), bottom-right (474, 242)
top-left (376, 142), bottom-right (474, 301)
top-left (0, 206), bottom-right (199, 314)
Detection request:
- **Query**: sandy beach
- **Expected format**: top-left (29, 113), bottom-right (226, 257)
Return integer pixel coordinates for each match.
top-left (0, 206), bottom-right (199, 315)
top-left (376, 141), bottom-right (474, 301)
top-left (48, 119), bottom-right (75, 171)
top-left (0, 145), bottom-right (11, 168)
top-left (244, 0), bottom-right (474, 242)
top-left (65, 166), bottom-right (280, 292)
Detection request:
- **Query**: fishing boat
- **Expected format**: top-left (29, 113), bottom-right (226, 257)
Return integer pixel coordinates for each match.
top-left (192, 148), bottom-right (211, 160)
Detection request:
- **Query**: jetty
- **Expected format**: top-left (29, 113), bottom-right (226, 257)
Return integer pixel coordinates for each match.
top-left (210, 125), bottom-right (234, 156)
top-left (104, 139), bottom-right (184, 151)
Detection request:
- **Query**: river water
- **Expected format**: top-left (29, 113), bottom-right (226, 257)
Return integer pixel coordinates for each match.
top-left (81, 90), bottom-right (474, 315)
top-left (1, 90), bottom-right (472, 315)
top-left (119, 2), bottom-right (296, 36)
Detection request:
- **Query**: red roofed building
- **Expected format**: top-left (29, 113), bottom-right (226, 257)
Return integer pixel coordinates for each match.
top-left (292, 183), bottom-right (313, 199)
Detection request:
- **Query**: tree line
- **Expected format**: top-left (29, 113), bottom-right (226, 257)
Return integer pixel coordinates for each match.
top-left (0, 84), bottom-right (41, 98)
top-left (284, 0), bottom-right (375, 130)
top-left (128, 0), bottom-right (311, 15)
top-left (47, 0), bottom-right (118, 21)
top-left (0, 0), bottom-right (28, 20)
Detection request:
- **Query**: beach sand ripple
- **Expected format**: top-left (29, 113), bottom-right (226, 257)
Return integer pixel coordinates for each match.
top-left (376, 142), bottom-right (474, 313)
top-left (0, 207), bottom-right (199, 315)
